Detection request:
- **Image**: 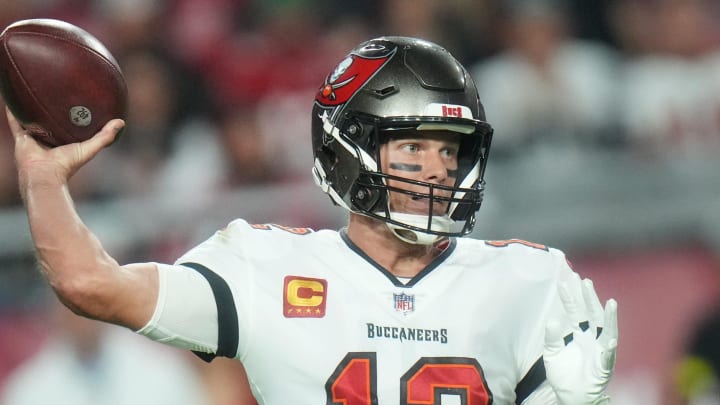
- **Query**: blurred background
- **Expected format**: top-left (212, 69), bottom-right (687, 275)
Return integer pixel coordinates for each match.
top-left (1, 0), bottom-right (720, 404)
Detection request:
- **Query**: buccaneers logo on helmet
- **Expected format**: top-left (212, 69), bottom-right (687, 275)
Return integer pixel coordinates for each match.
top-left (315, 48), bottom-right (395, 107)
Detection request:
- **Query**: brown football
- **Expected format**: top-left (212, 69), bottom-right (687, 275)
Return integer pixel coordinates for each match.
top-left (0, 18), bottom-right (127, 147)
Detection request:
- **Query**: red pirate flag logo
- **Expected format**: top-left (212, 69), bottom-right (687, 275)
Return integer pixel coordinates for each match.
top-left (315, 49), bottom-right (394, 107)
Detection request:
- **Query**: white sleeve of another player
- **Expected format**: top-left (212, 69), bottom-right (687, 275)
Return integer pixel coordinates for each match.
top-left (135, 263), bottom-right (219, 354)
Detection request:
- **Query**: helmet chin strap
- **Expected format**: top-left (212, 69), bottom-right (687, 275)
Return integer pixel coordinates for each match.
top-left (384, 212), bottom-right (454, 245)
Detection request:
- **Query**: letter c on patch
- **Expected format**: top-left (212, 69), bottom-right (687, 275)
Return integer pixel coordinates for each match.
top-left (287, 279), bottom-right (324, 306)
top-left (283, 276), bottom-right (328, 318)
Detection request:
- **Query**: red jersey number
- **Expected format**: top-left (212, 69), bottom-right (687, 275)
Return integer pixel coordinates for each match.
top-left (327, 353), bottom-right (493, 405)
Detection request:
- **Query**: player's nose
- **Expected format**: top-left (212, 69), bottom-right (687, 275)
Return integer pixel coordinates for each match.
top-left (422, 150), bottom-right (448, 184)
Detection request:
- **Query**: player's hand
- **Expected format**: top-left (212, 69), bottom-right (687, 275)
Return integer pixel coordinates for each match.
top-left (543, 274), bottom-right (618, 404)
top-left (7, 107), bottom-right (124, 183)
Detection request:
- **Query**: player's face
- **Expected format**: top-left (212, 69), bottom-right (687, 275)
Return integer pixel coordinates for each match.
top-left (380, 130), bottom-right (460, 216)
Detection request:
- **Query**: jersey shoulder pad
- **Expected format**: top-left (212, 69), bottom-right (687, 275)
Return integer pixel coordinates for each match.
top-left (220, 219), bottom-right (314, 239)
top-left (479, 238), bottom-right (570, 270)
top-left (246, 222), bottom-right (314, 235)
top-left (484, 238), bottom-right (549, 252)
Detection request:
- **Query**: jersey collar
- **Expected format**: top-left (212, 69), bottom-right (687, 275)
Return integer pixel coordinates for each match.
top-left (339, 228), bottom-right (457, 287)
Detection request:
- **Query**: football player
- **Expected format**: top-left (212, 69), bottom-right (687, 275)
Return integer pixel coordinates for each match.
top-left (8, 36), bottom-right (617, 404)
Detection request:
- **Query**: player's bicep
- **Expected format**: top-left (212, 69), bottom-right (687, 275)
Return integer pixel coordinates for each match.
top-left (136, 263), bottom-right (220, 355)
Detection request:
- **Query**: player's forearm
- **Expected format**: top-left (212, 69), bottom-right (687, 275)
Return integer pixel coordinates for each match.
top-left (21, 169), bottom-right (120, 318)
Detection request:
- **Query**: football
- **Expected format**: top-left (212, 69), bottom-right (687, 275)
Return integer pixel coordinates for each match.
top-left (0, 18), bottom-right (127, 147)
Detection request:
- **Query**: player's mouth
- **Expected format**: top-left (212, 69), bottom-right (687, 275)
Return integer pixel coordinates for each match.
top-left (407, 195), bottom-right (449, 214)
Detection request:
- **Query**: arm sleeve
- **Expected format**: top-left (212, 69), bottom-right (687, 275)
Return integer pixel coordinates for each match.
top-left (136, 262), bottom-right (220, 354)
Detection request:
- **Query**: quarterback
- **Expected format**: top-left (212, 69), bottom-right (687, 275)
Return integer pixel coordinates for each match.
top-left (8, 36), bottom-right (617, 404)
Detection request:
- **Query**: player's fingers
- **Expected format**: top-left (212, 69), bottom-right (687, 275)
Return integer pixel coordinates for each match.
top-left (599, 299), bottom-right (618, 371)
top-left (6, 107), bottom-right (27, 140)
top-left (549, 279), bottom-right (580, 348)
top-left (581, 279), bottom-right (604, 332)
top-left (6, 107), bottom-right (49, 157)
top-left (558, 279), bottom-right (582, 327)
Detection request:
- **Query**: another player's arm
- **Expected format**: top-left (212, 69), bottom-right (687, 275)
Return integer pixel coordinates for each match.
top-left (9, 108), bottom-right (157, 330)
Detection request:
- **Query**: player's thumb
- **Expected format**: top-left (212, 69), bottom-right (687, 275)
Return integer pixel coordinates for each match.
top-left (600, 337), bottom-right (618, 373)
top-left (98, 119), bottom-right (125, 147)
top-left (66, 119), bottom-right (125, 175)
top-left (81, 119), bottom-right (124, 156)
top-left (599, 299), bottom-right (619, 372)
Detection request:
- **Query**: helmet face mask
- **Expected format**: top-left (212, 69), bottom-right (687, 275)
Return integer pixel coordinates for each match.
top-left (311, 36), bottom-right (493, 244)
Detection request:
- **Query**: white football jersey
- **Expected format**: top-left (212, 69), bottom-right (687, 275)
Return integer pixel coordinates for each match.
top-left (148, 219), bottom-right (579, 404)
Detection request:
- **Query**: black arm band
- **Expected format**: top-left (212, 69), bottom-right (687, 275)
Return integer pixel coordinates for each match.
top-left (180, 262), bottom-right (239, 362)
top-left (515, 357), bottom-right (546, 403)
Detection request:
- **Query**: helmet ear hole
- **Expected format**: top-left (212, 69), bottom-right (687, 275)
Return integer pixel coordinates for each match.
top-left (343, 119), bottom-right (363, 139)
top-left (344, 118), bottom-right (378, 153)
top-left (350, 175), bottom-right (384, 212)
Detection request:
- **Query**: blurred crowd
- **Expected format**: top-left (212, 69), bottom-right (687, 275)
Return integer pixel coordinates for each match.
top-left (1, 0), bottom-right (720, 404)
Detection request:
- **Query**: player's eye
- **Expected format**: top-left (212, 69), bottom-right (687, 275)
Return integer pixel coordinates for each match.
top-left (400, 143), bottom-right (419, 154)
top-left (441, 146), bottom-right (458, 159)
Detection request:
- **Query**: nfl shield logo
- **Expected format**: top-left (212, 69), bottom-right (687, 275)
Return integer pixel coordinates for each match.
top-left (393, 293), bottom-right (415, 315)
